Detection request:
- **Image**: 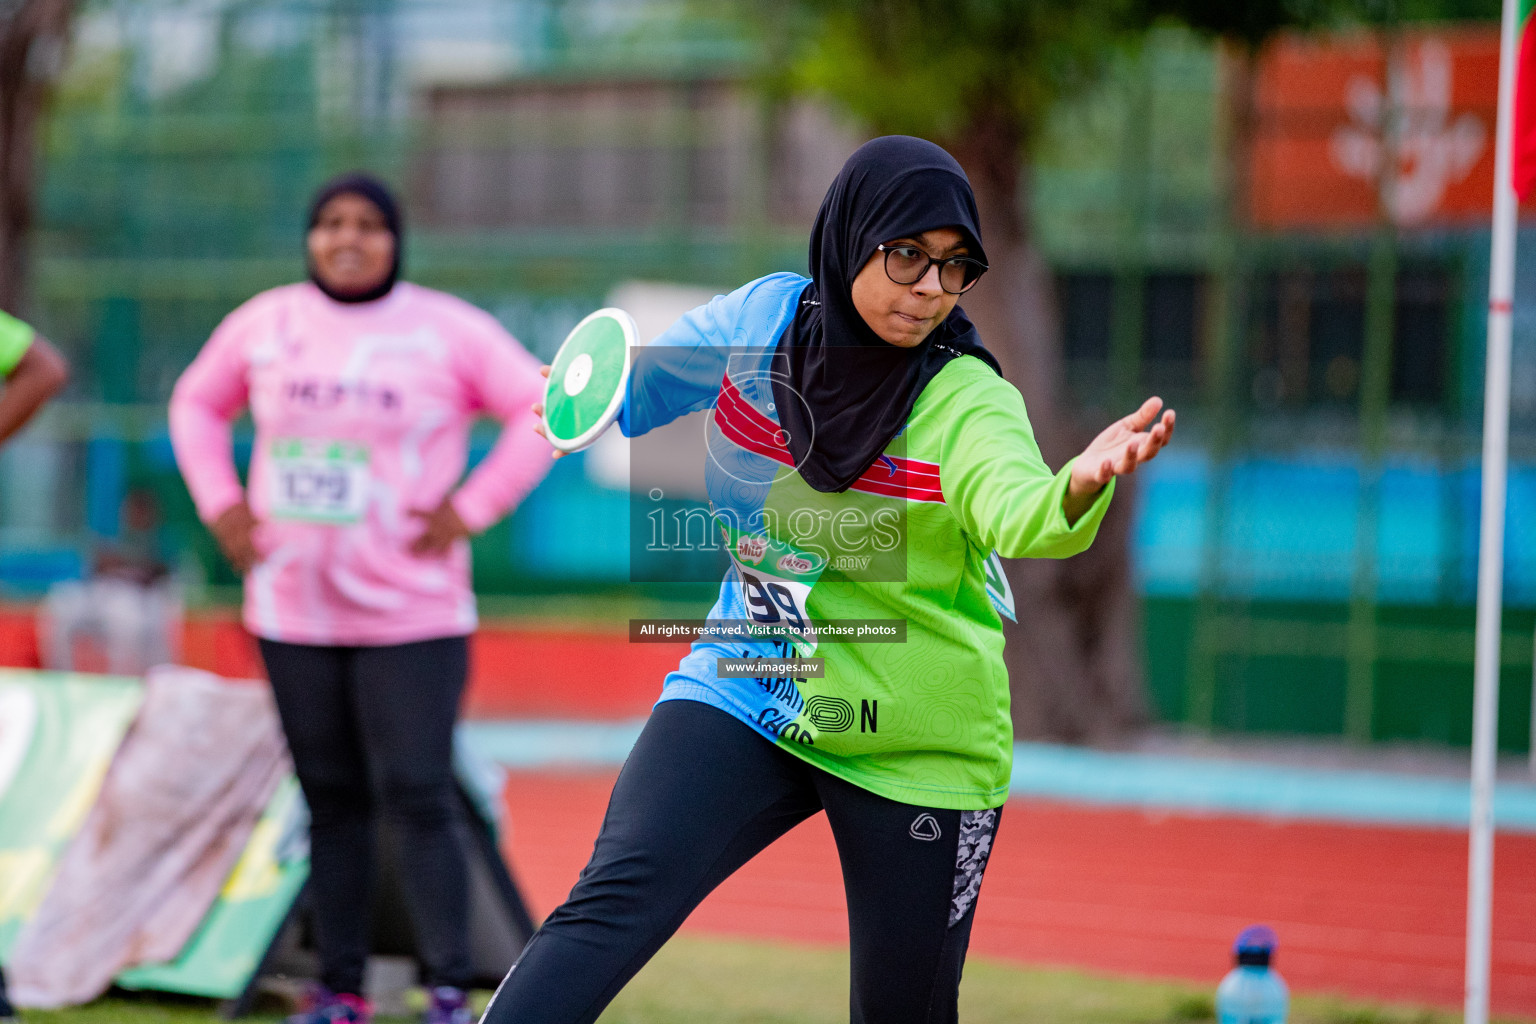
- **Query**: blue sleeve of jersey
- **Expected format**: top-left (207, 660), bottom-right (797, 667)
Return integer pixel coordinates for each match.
top-left (619, 273), bottom-right (806, 438)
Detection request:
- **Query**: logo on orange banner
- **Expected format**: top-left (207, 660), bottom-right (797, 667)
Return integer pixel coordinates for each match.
top-left (1249, 27), bottom-right (1519, 229)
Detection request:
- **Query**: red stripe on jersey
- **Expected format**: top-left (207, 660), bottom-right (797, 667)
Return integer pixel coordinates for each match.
top-left (716, 379), bottom-right (794, 464)
top-left (716, 376), bottom-right (946, 504)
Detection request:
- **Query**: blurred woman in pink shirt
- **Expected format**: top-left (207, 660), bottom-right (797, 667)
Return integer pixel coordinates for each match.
top-left (169, 173), bottom-right (550, 1024)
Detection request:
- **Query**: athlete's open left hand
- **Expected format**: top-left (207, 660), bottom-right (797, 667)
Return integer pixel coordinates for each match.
top-left (409, 499), bottom-right (470, 557)
top-left (1064, 397), bottom-right (1176, 524)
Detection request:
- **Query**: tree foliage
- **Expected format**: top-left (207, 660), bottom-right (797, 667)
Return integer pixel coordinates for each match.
top-left (1136, 0), bottom-right (1338, 50)
top-left (0, 0), bottom-right (74, 313)
top-left (783, 0), bottom-right (1139, 147)
top-left (1141, 0), bottom-right (1501, 49)
top-left (775, 0), bottom-right (1498, 145)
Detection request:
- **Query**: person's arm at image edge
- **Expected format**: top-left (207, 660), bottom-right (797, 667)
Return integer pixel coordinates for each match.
top-left (0, 334), bottom-right (68, 447)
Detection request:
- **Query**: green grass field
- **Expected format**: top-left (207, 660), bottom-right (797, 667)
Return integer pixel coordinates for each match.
top-left (15, 934), bottom-right (1528, 1024)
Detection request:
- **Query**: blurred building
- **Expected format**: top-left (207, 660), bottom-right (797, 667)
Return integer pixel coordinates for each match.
top-left (5, 0), bottom-right (1536, 752)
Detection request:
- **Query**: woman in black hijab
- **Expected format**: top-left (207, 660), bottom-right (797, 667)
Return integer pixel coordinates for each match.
top-left (496, 136), bottom-right (1174, 1024)
top-left (774, 134), bottom-right (1001, 492)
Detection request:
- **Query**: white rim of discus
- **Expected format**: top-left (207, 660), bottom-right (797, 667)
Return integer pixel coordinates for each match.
top-left (543, 307), bottom-right (636, 453)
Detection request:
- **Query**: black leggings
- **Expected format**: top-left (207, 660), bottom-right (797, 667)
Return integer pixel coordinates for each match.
top-left (258, 635), bottom-right (471, 993)
top-left (482, 700), bottom-right (1001, 1024)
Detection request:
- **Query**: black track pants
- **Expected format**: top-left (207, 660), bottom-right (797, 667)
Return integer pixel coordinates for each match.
top-left (259, 635), bottom-right (472, 993)
top-left (482, 699), bottom-right (1001, 1024)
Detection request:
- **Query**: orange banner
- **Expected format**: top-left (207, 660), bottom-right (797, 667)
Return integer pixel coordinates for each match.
top-left (1249, 27), bottom-right (1507, 229)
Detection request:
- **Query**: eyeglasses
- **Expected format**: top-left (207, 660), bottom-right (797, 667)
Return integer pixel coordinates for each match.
top-left (876, 244), bottom-right (988, 294)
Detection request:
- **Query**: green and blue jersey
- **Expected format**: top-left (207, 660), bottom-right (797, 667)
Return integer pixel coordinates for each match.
top-left (619, 273), bottom-right (1113, 810)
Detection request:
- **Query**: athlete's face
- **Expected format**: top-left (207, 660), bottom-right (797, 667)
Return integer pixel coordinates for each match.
top-left (849, 227), bottom-right (966, 349)
top-left (307, 194), bottom-right (395, 296)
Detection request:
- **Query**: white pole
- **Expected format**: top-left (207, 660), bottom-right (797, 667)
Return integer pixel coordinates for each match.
top-left (1469, 1), bottom-right (1521, 1020)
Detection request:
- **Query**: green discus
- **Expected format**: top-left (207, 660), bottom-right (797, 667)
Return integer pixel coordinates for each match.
top-left (543, 307), bottom-right (636, 452)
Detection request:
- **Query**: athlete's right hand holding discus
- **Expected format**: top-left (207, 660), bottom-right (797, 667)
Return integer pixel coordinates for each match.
top-left (529, 365), bottom-right (566, 460)
top-left (532, 307), bottom-right (635, 460)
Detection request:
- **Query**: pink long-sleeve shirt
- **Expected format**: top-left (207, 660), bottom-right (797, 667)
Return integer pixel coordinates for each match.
top-left (170, 281), bottom-right (551, 646)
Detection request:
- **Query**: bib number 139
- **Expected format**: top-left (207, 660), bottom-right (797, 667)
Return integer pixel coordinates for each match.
top-left (269, 438), bottom-right (372, 524)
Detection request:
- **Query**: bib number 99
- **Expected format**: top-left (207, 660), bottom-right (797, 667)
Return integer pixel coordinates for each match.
top-left (739, 569), bottom-right (808, 632)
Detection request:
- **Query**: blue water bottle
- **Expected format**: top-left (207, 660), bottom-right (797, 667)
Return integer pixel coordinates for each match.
top-left (1216, 924), bottom-right (1289, 1024)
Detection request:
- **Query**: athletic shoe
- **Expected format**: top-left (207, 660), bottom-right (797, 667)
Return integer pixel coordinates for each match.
top-left (423, 986), bottom-right (473, 1024)
top-left (0, 965), bottom-right (16, 1023)
top-left (283, 987), bottom-right (372, 1024)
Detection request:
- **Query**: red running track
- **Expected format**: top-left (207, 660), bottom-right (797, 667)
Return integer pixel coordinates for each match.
top-left (499, 770), bottom-right (1536, 1015)
top-left (0, 608), bottom-right (678, 719)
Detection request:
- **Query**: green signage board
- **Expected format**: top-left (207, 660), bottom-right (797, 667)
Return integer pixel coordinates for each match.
top-left (0, 668), bottom-right (521, 1007)
top-left (116, 776), bottom-right (308, 999)
top-left (0, 669), bottom-right (307, 1002)
top-left (0, 670), bottom-right (143, 959)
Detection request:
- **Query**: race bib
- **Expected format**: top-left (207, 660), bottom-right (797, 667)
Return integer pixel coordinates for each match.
top-left (268, 438), bottom-right (372, 524)
top-left (718, 518), bottom-right (825, 658)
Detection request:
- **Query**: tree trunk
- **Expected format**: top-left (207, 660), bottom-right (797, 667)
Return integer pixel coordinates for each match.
top-left (948, 106), bottom-right (1148, 745)
top-left (0, 0), bottom-right (74, 314)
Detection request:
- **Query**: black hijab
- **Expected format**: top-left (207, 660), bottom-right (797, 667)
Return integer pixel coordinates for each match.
top-left (771, 136), bottom-right (1001, 493)
top-left (306, 172), bottom-right (402, 304)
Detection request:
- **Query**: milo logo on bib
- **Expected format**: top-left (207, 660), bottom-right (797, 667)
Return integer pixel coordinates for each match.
top-left (777, 553), bottom-right (816, 575)
top-left (736, 535), bottom-right (767, 565)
